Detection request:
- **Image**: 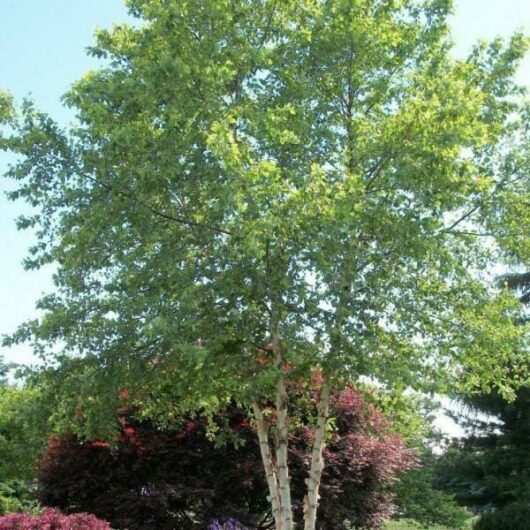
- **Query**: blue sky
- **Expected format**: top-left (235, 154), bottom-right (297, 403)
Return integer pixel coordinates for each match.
top-left (1, 0), bottom-right (530, 368)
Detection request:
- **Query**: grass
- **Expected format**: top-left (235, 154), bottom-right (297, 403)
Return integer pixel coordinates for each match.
top-left (384, 518), bottom-right (476, 530)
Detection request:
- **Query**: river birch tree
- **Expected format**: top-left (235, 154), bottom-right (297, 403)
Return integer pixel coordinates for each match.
top-left (2, 1), bottom-right (530, 528)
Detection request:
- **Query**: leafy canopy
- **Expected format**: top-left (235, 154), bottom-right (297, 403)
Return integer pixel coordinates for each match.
top-left (1, 0), bottom-right (530, 435)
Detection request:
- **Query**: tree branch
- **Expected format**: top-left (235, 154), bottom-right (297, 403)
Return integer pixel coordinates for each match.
top-left (84, 171), bottom-right (233, 235)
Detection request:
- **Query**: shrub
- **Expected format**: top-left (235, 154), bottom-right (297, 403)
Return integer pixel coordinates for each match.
top-left (37, 387), bottom-right (415, 529)
top-left (0, 508), bottom-right (111, 529)
top-left (473, 503), bottom-right (530, 530)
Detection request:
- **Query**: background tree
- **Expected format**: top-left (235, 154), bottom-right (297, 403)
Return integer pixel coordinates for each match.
top-left (37, 387), bottom-right (415, 530)
top-left (2, 1), bottom-right (530, 527)
top-left (0, 361), bottom-right (48, 515)
top-left (433, 271), bottom-right (530, 529)
top-left (0, 384), bottom-right (44, 482)
top-left (436, 389), bottom-right (530, 513)
top-left (472, 503), bottom-right (530, 530)
top-left (393, 450), bottom-right (472, 530)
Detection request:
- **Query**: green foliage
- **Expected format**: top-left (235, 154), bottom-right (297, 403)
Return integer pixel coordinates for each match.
top-left (0, 381), bottom-right (49, 481)
top-left (0, 366), bottom-right (44, 517)
top-left (363, 389), bottom-right (438, 448)
top-left (0, 481), bottom-right (40, 516)
top-left (384, 520), bottom-right (475, 530)
top-left (473, 503), bottom-right (530, 530)
top-left (435, 387), bottom-right (530, 513)
top-left (394, 453), bottom-right (472, 529)
top-left (1, 0), bottom-right (530, 443)
top-left (0, 90), bottom-right (13, 124)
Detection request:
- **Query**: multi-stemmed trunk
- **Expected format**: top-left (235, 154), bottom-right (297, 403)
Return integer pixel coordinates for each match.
top-left (252, 377), bottom-right (331, 530)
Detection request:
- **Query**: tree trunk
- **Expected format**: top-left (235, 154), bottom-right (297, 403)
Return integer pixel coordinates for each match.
top-left (252, 401), bottom-right (282, 530)
top-left (303, 382), bottom-right (331, 530)
top-left (275, 375), bottom-right (294, 530)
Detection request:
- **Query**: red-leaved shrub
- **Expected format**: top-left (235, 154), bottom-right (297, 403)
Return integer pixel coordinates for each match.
top-left (37, 387), bottom-right (416, 529)
top-left (0, 508), bottom-right (111, 529)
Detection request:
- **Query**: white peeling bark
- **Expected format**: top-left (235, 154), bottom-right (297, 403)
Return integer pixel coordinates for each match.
top-left (252, 401), bottom-right (282, 530)
top-left (303, 382), bottom-right (331, 530)
top-left (275, 375), bottom-right (294, 530)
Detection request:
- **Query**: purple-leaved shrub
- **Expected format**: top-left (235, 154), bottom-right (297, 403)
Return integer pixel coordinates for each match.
top-left (37, 386), bottom-right (415, 529)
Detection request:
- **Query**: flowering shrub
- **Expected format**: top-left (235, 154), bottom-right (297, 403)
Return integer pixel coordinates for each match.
top-left (0, 508), bottom-right (111, 529)
top-left (208, 519), bottom-right (247, 530)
